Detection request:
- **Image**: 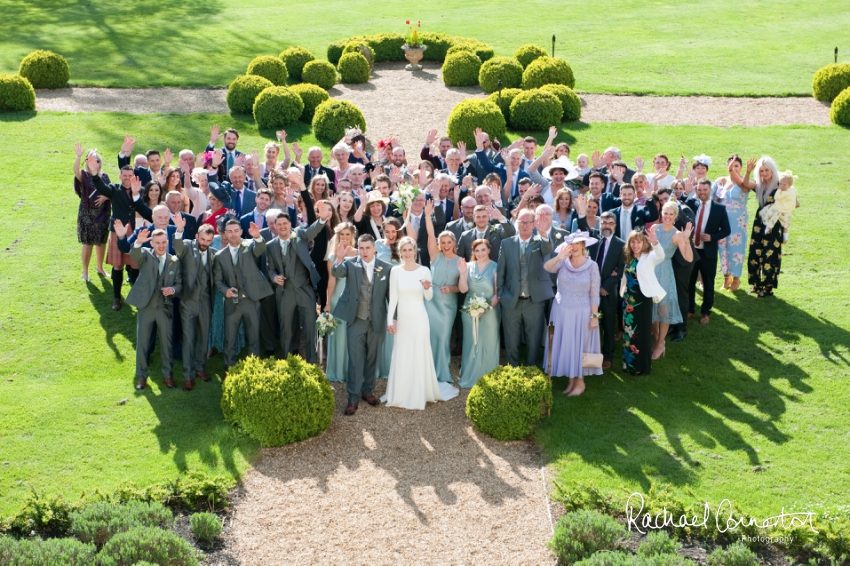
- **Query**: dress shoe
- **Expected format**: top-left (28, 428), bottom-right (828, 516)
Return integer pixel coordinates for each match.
top-left (196, 370), bottom-right (211, 382)
top-left (672, 330), bottom-right (687, 342)
top-left (112, 298), bottom-right (123, 311)
top-left (164, 377), bottom-right (176, 389)
top-left (183, 379), bottom-right (195, 391)
top-left (699, 314), bottom-right (710, 325)
top-left (362, 394), bottom-right (379, 406)
top-left (344, 403), bottom-right (358, 415)
top-left (687, 312), bottom-right (694, 319)
top-left (602, 360), bottom-right (612, 370)
top-left (666, 327), bottom-right (676, 337)
top-left (614, 332), bottom-right (623, 342)
top-left (135, 378), bottom-right (147, 390)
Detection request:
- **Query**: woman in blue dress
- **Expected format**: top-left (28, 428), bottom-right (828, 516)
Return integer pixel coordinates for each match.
top-left (457, 239), bottom-right (500, 388)
top-left (651, 201), bottom-right (693, 360)
top-left (712, 155), bottom-right (755, 291)
top-left (376, 217), bottom-right (402, 379)
top-left (324, 222), bottom-right (358, 382)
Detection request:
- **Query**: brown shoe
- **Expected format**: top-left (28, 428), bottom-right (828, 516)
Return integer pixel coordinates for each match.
top-left (135, 378), bottom-right (147, 390)
top-left (196, 370), bottom-right (211, 382)
top-left (112, 298), bottom-right (123, 311)
top-left (614, 332), bottom-right (623, 341)
top-left (362, 394), bottom-right (379, 406)
top-left (699, 314), bottom-right (710, 325)
top-left (183, 379), bottom-right (195, 391)
top-left (344, 403), bottom-right (358, 415)
top-left (602, 360), bottom-right (612, 370)
top-left (164, 377), bottom-right (176, 389)
top-left (687, 312), bottom-right (694, 319)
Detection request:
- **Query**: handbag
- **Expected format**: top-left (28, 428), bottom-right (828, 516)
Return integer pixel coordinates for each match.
top-left (581, 326), bottom-right (603, 368)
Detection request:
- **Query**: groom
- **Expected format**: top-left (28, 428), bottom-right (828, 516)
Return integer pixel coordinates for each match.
top-left (331, 234), bottom-right (392, 415)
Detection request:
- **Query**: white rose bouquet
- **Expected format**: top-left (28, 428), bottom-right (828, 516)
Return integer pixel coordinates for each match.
top-left (462, 294), bottom-right (493, 346)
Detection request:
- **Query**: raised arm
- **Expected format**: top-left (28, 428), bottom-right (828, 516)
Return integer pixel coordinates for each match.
top-left (424, 200), bottom-right (439, 259)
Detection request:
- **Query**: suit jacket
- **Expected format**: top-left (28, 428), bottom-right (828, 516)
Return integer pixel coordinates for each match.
top-left (673, 206), bottom-right (696, 268)
top-left (169, 212), bottom-right (198, 241)
top-left (92, 176), bottom-right (153, 231)
top-left (429, 199), bottom-right (453, 233)
top-left (607, 203), bottom-right (660, 240)
top-left (117, 225), bottom-right (177, 255)
top-left (457, 220), bottom-right (516, 261)
top-left (440, 165), bottom-right (476, 188)
top-left (586, 234), bottom-right (626, 295)
top-left (204, 142), bottom-right (245, 183)
top-left (683, 198), bottom-right (731, 261)
top-left (463, 150), bottom-right (497, 182)
top-left (475, 149), bottom-right (530, 198)
top-left (496, 235), bottom-right (555, 309)
top-left (265, 220), bottom-right (326, 292)
top-left (206, 171), bottom-right (256, 217)
top-left (541, 226), bottom-right (570, 287)
top-left (172, 237), bottom-right (215, 305)
top-left (125, 246), bottom-right (182, 310)
top-left (395, 211), bottom-right (442, 268)
top-left (445, 217), bottom-right (472, 243)
top-left (419, 145), bottom-right (443, 170)
top-left (117, 153), bottom-right (158, 186)
top-left (330, 257), bottom-right (392, 332)
top-left (240, 210), bottom-right (270, 238)
top-left (598, 193), bottom-right (622, 213)
top-left (303, 164), bottom-right (337, 194)
top-left (213, 239), bottom-right (274, 302)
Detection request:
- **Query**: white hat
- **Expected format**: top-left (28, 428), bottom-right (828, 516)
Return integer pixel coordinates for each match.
top-left (542, 157), bottom-right (580, 181)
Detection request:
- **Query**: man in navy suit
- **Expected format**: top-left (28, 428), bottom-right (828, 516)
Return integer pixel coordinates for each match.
top-left (473, 128), bottom-right (530, 200)
top-left (240, 188), bottom-right (274, 237)
top-left (207, 159), bottom-right (256, 218)
top-left (684, 179), bottom-right (731, 325)
top-left (399, 191), bottom-right (441, 268)
top-left (303, 146), bottom-right (337, 194)
top-left (605, 184), bottom-right (659, 240)
top-left (117, 135), bottom-right (164, 186)
top-left (164, 191), bottom-right (197, 241)
top-left (587, 172), bottom-right (621, 213)
top-left (205, 125), bottom-right (244, 183)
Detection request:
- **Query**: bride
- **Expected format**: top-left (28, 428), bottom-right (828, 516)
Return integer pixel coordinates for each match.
top-left (382, 236), bottom-right (459, 409)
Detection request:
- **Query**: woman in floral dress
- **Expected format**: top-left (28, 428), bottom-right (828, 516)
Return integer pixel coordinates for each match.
top-left (712, 155), bottom-right (755, 291)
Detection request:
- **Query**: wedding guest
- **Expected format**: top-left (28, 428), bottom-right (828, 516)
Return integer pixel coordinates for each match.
top-left (376, 217), bottom-right (402, 379)
top-left (621, 226), bottom-right (665, 375)
top-left (354, 188), bottom-right (388, 241)
top-left (402, 191), bottom-right (436, 268)
top-left (583, 211), bottom-right (624, 369)
top-left (457, 204), bottom-right (515, 261)
top-left (760, 170), bottom-right (798, 242)
top-left (73, 144), bottom-right (110, 282)
top-left (713, 155), bottom-right (755, 291)
top-left (646, 154), bottom-right (676, 189)
top-left (651, 201), bottom-right (693, 359)
top-left (208, 217), bottom-right (245, 357)
top-left (553, 189), bottom-right (575, 231)
top-left (259, 133), bottom-right (291, 180)
top-left (207, 156), bottom-right (256, 218)
top-left (324, 222), bottom-right (359, 381)
top-left (303, 147), bottom-right (337, 194)
top-left (457, 239), bottom-right (500, 388)
top-left (543, 232), bottom-right (602, 396)
top-left (184, 167), bottom-right (210, 219)
top-left (445, 196), bottom-right (477, 241)
top-left (420, 129), bottom-right (453, 169)
top-left (745, 156), bottom-right (784, 297)
top-left (335, 192), bottom-right (356, 223)
top-left (205, 125), bottom-right (244, 182)
top-left (240, 188), bottom-right (273, 236)
top-left (162, 166), bottom-right (190, 213)
top-left (571, 195), bottom-right (600, 233)
top-left (137, 182), bottom-right (163, 228)
top-left (199, 185), bottom-right (232, 234)
top-left (608, 184), bottom-right (659, 240)
top-left (299, 188), bottom-right (339, 311)
top-left (332, 142), bottom-right (352, 182)
top-left (269, 173), bottom-right (290, 210)
top-left (165, 191), bottom-right (198, 241)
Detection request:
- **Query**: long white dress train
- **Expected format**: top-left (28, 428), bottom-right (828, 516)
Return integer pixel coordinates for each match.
top-left (381, 266), bottom-right (459, 409)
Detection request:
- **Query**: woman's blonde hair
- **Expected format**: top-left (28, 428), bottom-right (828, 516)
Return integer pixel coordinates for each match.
top-left (624, 230), bottom-right (652, 263)
top-left (438, 230), bottom-right (457, 247)
top-left (397, 235), bottom-right (418, 260)
top-left (661, 200), bottom-right (680, 217)
top-left (328, 222), bottom-right (357, 254)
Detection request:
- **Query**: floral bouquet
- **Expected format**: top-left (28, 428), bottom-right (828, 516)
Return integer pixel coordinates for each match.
top-left (404, 20), bottom-right (424, 49)
top-left (462, 294), bottom-right (493, 346)
top-left (395, 182), bottom-right (421, 217)
top-left (316, 312), bottom-right (338, 338)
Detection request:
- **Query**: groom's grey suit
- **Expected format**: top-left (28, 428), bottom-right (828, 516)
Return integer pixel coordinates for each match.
top-left (331, 256), bottom-right (392, 405)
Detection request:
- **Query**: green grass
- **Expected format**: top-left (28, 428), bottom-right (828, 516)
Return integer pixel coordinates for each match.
top-left (0, 111), bottom-right (331, 516)
top-left (0, 0), bottom-right (846, 95)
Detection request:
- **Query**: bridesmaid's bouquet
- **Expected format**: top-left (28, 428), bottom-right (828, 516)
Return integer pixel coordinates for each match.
top-left (395, 183), bottom-right (421, 216)
top-left (316, 312), bottom-right (338, 337)
top-left (462, 295), bottom-right (493, 346)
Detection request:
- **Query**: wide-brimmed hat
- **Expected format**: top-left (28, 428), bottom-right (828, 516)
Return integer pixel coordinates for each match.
top-left (542, 157), bottom-right (580, 181)
top-left (364, 189), bottom-right (389, 206)
top-left (564, 230), bottom-right (598, 247)
top-left (208, 182), bottom-right (231, 206)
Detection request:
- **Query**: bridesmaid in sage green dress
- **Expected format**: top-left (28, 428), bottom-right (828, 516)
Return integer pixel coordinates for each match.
top-left (376, 217), bottom-right (402, 379)
top-left (423, 202), bottom-right (461, 383)
top-left (324, 222), bottom-right (358, 382)
top-left (457, 238), bottom-right (500, 388)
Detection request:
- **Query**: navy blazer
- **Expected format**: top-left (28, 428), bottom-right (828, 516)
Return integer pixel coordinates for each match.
top-left (683, 198), bottom-right (731, 261)
top-left (91, 175), bottom-right (153, 232)
top-left (207, 171), bottom-right (256, 217)
top-left (169, 212), bottom-right (197, 241)
top-left (607, 203), bottom-right (660, 240)
top-left (204, 142), bottom-right (244, 183)
top-left (475, 149), bottom-right (530, 198)
top-left (117, 224), bottom-right (177, 255)
top-left (239, 210), bottom-right (269, 238)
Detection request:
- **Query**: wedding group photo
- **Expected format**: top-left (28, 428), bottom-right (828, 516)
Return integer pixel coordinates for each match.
top-left (1, 1), bottom-right (849, 564)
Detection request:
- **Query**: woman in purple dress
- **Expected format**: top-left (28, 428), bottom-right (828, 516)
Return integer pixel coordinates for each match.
top-left (543, 231), bottom-right (602, 397)
top-left (73, 143), bottom-right (111, 282)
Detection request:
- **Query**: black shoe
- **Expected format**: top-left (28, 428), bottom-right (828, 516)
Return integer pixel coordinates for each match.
top-left (666, 326), bottom-right (676, 337)
top-left (672, 330), bottom-right (687, 342)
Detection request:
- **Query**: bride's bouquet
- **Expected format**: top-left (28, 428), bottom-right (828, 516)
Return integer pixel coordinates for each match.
top-left (316, 312), bottom-right (338, 337)
top-left (395, 182), bottom-right (421, 217)
top-left (462, 295), bottom-right (493, 346)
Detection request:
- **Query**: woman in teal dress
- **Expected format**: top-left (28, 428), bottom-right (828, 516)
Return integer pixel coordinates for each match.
top-left (324, 222), bottom-right (358, 382)
top-left (712, 154), bottom-right (755, 291)
top-left (208, 228), bottom-right (245, 356)
top-left (423, 200), bottom-right (461, 383)
top-left (457, 238), bottom-right (500, 388)
top-left (376, 217), bottom-right (402, 379)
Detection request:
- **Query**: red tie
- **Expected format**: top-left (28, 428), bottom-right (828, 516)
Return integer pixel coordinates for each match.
top-left (694, 203), bottom-right (706, 243)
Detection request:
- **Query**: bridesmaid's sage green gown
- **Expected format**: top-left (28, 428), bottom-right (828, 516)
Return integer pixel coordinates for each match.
top-left (425, 252), bottom-right (461, 383)
top-left (459, 261), bottom-right (501, 388)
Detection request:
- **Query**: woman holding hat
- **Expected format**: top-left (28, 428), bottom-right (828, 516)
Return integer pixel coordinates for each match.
top-left (543, 231), bottom-right (602, 396)
top-left (354, 189), bottom-right (389, 241)
top-left (621, 225), bottom-right (665, 375)
top-left (541, 157), bottom-right (578, 207)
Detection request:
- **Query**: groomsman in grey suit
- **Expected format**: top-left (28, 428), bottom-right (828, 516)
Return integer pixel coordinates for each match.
top-left (457, 204), bottom-right (515, 261)
top-left (119, 223), bottom-right (182, 391)
top-left (172, 221), bottom-right (215, 390)
top-left (331, 234), bottom-right (392, 416)
top-left (497, 208), bottom-right (555, 367)
top-left (266, 206), bottom-right (332, 363)
top-left (213, 219), bottom-right (273, 373)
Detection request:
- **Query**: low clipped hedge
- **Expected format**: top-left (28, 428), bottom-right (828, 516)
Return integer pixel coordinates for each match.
top-left (338, 52), bottom-right (371, 84)
top-left (447, 98), bottom-right (507, 147)
top-left (301, 60), bottom-right (337, 90)
top-left (541, 83), bottom-right (582, 121)
top-left (226, 74), bottom-right (273, 114)
top-left (419, 31), bottom-right (456, 61)
top-left (312, 99), bottom-right (367, 143)
top-left (548, 510), bottom-right (627, 565)
top-left (0, 74), bottom-right (36, 112)
top-left (18, 49), bottom-right (69, 89)
top-left (442, 50), bottom-right (482, 87)
top-left (478, 56), bottom-right (524, 93)
top-left (343, 41), bottom-right (375, 65)
top-left (328, 33), bottom-right (409, 65)
top-left (466, 365), bottom-right (551, 440)
top-left (514, 44), bottom-right (548, 69)
top-left (0, 535), bottom-right (96, 566)
top-left (446, 41), bottom-right (494, 63)
top-left (288, 83), bottom-right (329, 122)
top-left (487, 88), bottom-right (523, 127)
top-left (522, 56), bottom-right (575, 89)
top-left (97, 526), bottom-right (199, 566)
top-left (221, 355), bottom-right (334, 446)
top-left (510, 89), bottom-right (563, 130)
top-left (831, 86), bottom-right (850, 125)
top-left (253, 86), bottom-right (304, 130)
top-left (246, 55), bottom-right (288, 86)
top-left (70, 500), bottom-right (172, 549)
top-left (812, 63), bottom-right (850, 102)
top-left (278, 47), bottom-right (315, 81)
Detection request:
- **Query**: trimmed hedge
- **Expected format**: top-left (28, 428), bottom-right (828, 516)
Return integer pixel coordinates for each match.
top-left (812, 63), bottom-right (850, 102)
top-left (447, 98), bottom-right (507, 147)
top-left (419, 31), bottom-right (456, 61)
top-left (442, 50), bottom-right (482, 87)
top-left (226, 74), bottom-right (273, 114)
top-left (278, 47), bottom-right (315, 81)
top-left (478, 56), bottom-right (524, 93)
top-left (252, 86), bottom-right (304, 130)
top-left (97, 526), bottom-right (199, 566)
top-left (446, 41), bottom-right (494, 63)
top-left (831, 86), bottom-right (850, 125)
top-left (466, 365), bottom-right (552, 440)
top-left (338, 52), bottom-right (371, 84)
top-left (328, 33), bottom-right (407, 65)
top-left (343, 41), bottom-right (375, 65)
top-left (514, 44), bottom-right (548, 69)
top-left (221, 355), bottom-right (334, 446)
top-left (522, 56), bottom-right (575, 89)
top-left (246, 55), bottom-right (288, 86)
top-left (0, 74), bottom-right (36, 112)
top-left (487, 88), bottom-right (523, 127)
top-left (541, 84), bottom-right (582, 121)
top-left (288, 83), bottom-right (329, 122)
top-left (312, 99), bottom-right (367, 143)
top-left (18, 49), bottom-right (69, 89)
top-left (510, 89), bottom-right (563, 130)
top-left (0, 535), bottom-right (96, 566)
top-left (301, 60), bottom-right (337, 90)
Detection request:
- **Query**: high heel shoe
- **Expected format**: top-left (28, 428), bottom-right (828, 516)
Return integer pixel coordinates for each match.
top-left (82, 273), bottom-right (90, 283)
top-left (722, 275), bottom-right (732, 290)
top-left (730, 277), bottom-right (741, 291)
top-left (651, 346), bottom-right (666, 360)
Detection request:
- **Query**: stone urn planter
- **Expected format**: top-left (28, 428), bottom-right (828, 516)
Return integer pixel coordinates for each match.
top-left (402, 44), bottom-right (427, 71)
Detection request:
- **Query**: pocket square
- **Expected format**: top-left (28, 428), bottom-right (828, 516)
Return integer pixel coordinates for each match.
top-left (381, 276), bottom-right (386, 280)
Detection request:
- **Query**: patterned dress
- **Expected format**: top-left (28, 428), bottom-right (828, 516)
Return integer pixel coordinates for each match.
top-left (713, 182), bottom-right (750, 278)
top-left (748, 188), bottom-right (783, 290)
top-left (74, 171), bottom-right (111, 245)
top-left (651, 226), bottom-right (682, 325)
top-left (622, 258), bottom-right (653, 375)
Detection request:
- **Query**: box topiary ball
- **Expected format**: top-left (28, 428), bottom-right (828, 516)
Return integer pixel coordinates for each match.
top-left (540, 84), bottom-right (582, 121)
top-left (343, 42), bottom-right (374, 66)
top-left (246, 55), bottom-right (288, 86)
top-left (465, 365), bottom-right (552, 440)
top-left (0, 74), bottom-right (36, 112)
top-left (813, 63), bottom-right (850, 102)
top-left (478, 56), bottom-right (524, 94)
top-left (221, 355), bottom-right (334, 447)
top-left (302, 60), bottom-right (337, 90)
top-left (830, 86), bottom-right (850, 126)
top-left (253, 86), bottom-right (304, 130)
top-left (513, 44), bottom-right (548, 69)
top-left (18, 49), bottom-right (70, 89)
top-left (522, 56), bottom-right (575, 89)
top-left (510, 89), bottom-right (563, 130)
top-left (97, 526), bottom-right (199, 566)
top-left (226, 74), bottom-right (274, 114)
top-left (447, 41), bottom-right (495, 63)
top-left (487, 88), bottom-right (523, 127)
top-left (327, 37), bottom-right (357, 66)
top-left (312, 99), bottom-right (367, 143)
top-left (338, 52), bottom-right (371, 84)
top-left (288, 83), bottom-right (329, 122)
top-left (442, 50), bottom-right (482, 87)
top-left (447, 98), bottom-right (507, 149)
top-left (278, 46), bottom-right (315, 81)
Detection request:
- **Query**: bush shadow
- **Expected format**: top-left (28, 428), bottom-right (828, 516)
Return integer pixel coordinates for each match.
top-left (0, 110), bottom-right (37, 122)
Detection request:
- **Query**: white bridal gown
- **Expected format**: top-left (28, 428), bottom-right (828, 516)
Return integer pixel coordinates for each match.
top-left (382, 265), bottom-right (459, 409)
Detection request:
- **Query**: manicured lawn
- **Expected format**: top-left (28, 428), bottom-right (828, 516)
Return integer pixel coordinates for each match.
top-left (0, 0), bottom-right (846, 95)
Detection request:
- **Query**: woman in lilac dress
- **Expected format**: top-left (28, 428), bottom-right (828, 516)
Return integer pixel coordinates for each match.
top-left (543, 231), bottom-right (602, 397)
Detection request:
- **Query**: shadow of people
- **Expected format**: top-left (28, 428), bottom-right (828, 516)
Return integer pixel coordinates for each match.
top-left (86, 279), bottom-right (135, 361)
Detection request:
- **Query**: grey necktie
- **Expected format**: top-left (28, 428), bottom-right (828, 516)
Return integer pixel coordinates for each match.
top-left (282, 238), bottom-right (289, 256)
top-left (201, 250), bottom-right (207, 266)
top-left (158, 255), bottom-right (165, 275)
top-left (520, 240), bottom-right (528, 255)
top-left (231, 247), bottom-right (239, 265)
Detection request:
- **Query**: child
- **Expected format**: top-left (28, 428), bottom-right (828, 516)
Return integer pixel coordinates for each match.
top-left (759, 170), bottom-right (798, 242)
top-left (575, 153), bottom-right (591, 177)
